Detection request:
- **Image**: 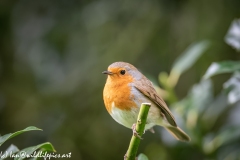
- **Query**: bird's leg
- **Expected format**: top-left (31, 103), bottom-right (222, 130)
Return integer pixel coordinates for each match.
top-left (132, 123), bottom-right (142, 139)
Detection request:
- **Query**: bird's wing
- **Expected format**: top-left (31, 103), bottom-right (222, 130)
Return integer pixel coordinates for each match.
top-left (134, 77), bottom-right (177, 127)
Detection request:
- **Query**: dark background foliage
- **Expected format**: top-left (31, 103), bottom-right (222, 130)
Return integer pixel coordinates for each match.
top-left (0, 0), bottom-right (240, 159)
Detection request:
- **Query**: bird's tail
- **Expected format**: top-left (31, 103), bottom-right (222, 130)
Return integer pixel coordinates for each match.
top-left (164, 125), bottom-right (190, 141)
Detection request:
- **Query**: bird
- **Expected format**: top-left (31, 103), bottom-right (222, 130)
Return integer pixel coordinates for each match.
top-left (102, 62), bottom-right (190, 141)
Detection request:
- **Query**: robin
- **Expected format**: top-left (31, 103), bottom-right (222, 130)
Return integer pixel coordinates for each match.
top-left (102, 62), bottom-right (190, 141)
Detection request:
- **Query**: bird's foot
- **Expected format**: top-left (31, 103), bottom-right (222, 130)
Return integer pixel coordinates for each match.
top-left (132, 123), bottom-right (142, 139)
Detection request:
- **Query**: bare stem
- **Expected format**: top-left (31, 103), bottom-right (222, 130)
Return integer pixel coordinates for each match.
top-left (125, 103), bottom-right (151, 160)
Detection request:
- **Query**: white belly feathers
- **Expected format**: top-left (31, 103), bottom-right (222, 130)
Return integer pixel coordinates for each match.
top-left (110, 102), bottom-right (157, 130)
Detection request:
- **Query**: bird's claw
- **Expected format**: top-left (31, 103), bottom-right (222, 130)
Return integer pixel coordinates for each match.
top-left (132, 123), bottom-right (143, 139)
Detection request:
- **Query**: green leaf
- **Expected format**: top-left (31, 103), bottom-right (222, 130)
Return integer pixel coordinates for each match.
top-left (203, 127), bottom-right (240, 154)
top-left (172, 41), bottom-right (210, 75)
top-left (223, 72), bottom-right (240, 104)
top-left (138, 153), bottom-right (149, 160)
top-left (225, 18), bottom-right (240, 51)
top-left (0, 144), bottom-right (19, 160)
top-left (0, 126), bottom-right (42, 147)
top-left (176, 80), bottom-right (213, 129)
top-left (201, 93), bottom-right (228, 131)
top-left (5, 144), bottom-right (20, 153)
top-left (203, 61), bottom-right (240, 79)
top-left (14, 142), bottom-right (56, 160)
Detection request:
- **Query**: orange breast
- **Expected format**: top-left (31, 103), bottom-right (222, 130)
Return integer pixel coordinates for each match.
top-left (103, 76), bottom-right (137, 113)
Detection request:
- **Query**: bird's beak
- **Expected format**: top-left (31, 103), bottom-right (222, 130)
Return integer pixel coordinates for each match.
top-left (102, 71), bottom-right (113, 75)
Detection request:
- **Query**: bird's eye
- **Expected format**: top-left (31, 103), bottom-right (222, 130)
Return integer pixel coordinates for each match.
top-left (120, 70), bottom-right (126, 75)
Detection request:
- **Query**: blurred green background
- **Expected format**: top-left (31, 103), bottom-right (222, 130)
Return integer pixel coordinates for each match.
top-left (0, 0), bottom-right (240, 160)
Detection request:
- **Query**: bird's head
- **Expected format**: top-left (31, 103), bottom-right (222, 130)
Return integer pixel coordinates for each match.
top-left (102, 62), bottom-right (142, 82)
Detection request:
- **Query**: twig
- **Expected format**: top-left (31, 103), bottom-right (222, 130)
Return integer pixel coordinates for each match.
top-left (125, 103), bottom-right (151, 160)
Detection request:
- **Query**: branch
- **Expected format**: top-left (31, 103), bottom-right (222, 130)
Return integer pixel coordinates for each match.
top-left (125, 103), bottom-right (151, 160)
